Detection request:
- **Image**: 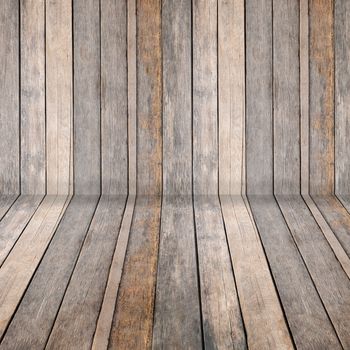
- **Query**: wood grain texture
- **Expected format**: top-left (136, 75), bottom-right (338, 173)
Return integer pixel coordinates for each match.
top-left (309, 0), bottom-right (334, 195)
top-left (73, 0), bottom-right (100, 194)
top-left (193, 0), bottom-right (218, 195)
top-left (162, 0), bottom-right (192, 195)
top-left (137, 0), bottom-right (162, 196)
top-left (0, 195), bottom-right (97, 349)
top-left (20, 0), bottom-right (45, 194)
top-left (246, 0), bottom-right (272, 195)
top-left (0, 1), bottom-right (19, 194)
top-left (273, 0), bottom-right (300, 195)
top-left (221, 195), bottom-right (293, 349)
top-left (152, 196), bottom-right (202, 349)
top-left (108, 196), bottom-right (161, 349)
top-left (101, 0), bottom-right (128, 195)
top-left (248, 196), bottom-right (342, 349)
top-left (0, 195), bottom-right (19, 222)
top-left (194, 196), bottom-right (246, 349)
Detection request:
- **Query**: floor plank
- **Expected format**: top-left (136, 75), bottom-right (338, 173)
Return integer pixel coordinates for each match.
top-left (248, 195), bottom-right (341, 349)
top-left (0, 195), bottom-right (18, 221)
top-left (194, 196), bottom-right (246, 349)
top-left (108, 196), bottom-right (161, 349)
top-left (152, 196), bottom-right (202, 349)
top-left (221, 195), bottom-right (293, 349)
top-left (0, 195), bottom-right (98, 349)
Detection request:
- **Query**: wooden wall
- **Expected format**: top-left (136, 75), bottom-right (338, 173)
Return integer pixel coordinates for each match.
top-left (0, 0), bottom-right (348, 196)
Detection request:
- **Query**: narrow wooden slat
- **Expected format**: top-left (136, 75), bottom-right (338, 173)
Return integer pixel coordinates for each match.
top-left (0, 195), bottom-right (19, 221)
top-left (74, 0), bottom-right (100, 194)
top-left (20, 0), bottom-right (45, 194)
top-left (248, 196), bottom-right (341, 349)
top-left (152, 196), bottom-right (202, 349)
top-left (309, 0), bottom-right (334, 195)
top-left (0, 1), bottom-right (19, 194)
top-left (221, 195), bottom-right (293, 349)
top-left (194, 196), bottom-right (246, 349)
top-left (46, 0), bottom-right (73, 195)
top-left (108, 196), bottom-right (161, 349)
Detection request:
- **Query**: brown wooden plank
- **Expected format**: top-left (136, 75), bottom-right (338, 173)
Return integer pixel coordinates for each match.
top-left (194, 196), bottom-right (246, 349)
top-left (108, 196), bottom-right (161, 349)
top-left (248, 196), bottom-right (342, 349)
top-left (152, 196), bottom-right (202, 349)
top-left (0, 195), bottom-right (97, 349)
top-left (0, 195), bottom-right (18, 221)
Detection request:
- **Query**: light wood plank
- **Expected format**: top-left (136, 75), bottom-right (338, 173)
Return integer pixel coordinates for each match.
top-left (152, 196), bottom-right (202, 349)
top-left (0, 195), bottom-right (18, 221)
top-left (221, 195), bottom-right (293, 349)
top-left (20, 0), bottom-right (45, 194)
top-left (194, 196), bottom-right (246, 349)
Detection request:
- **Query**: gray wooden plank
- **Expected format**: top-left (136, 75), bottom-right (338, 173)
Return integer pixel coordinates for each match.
top-left (108, 196), bottom-right (161, 349)
top-left (162, 0), bottom-right (192, 195)
top-left (273, 0), bottom-right (300, 195)
top-left (0, 1), bottom-right (19, 195)
top-left (152, 196), bottom-right (202, 349)
top-left (20, 0), bottom-right (45, 194)
top-left (277, 195), bottom-right (350, 349)
top-left (0, 195), bottom-right (18, 221)
top-left (101, 0), bottom-right (128, 195)
top-left (248, 196), bottom-right (342, 349)
top-left (74, 0), bottom-right (100, 194)
top-left (194, 196), bottom-right (246, 349)
top-left (137, 0), bottom-right (162, 196)
top-left (0, 195), bottom-right (98, 349)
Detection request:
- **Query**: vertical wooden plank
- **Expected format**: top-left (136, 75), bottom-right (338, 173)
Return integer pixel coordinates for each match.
top-left (218, 0), bottom-right (245, 195)
top-left (20, 0), bottom-right (45, 194)
top-left (193, 0), bottom-right (218, 195)
top-left (0, 1), bottom-right (19, 195)
top-left (74, 0), bottom-right (100, 194)
top-left (273, 0), bottom-right (300, 195)
top-left (137, 0), bottom-right (162, 196)
top-left (335, 0), bottom-right (350, 195)
top-left (46, 0), bottom-right (73, 195)
top-left (101, 0), bottom-right (127, 195)
top-left (246, 0), bottom-right (273, 195)
top-left (309, 0), bottom-right (334, 195)
top-left (163, 0), bottom-right (192, 195)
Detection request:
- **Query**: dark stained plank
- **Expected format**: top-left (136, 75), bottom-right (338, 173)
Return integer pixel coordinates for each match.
top-left (73, 0), bottom-right (100, 194)
top-left (0, 196), bottom-right (98, 349)
top-left (108, 196), bottom-right (161, 349)
top-left (277, 195), bottom-right (350, 349)
top-left (194, 196), bottom-right (246, 349)
top-left (309, 0), bottom-right (334, 195)
top-left (0, 1), bottom-right (19, 194)
top-left (137, 0), bottom-right (162, 196)
top-left (248, 196), bottom-right (342, 349)
top-left (152, 196), bottom-right (202, 349)
top-left (0, 195), bottom-right (19, 221)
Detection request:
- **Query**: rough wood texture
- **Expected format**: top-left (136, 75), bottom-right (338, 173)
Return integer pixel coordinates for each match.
top-left (193, 0), bottom-right (218, 195)
top-left (20, 0), bottom-right (45, 194)
top-left (309, 0), bottom-right (334, 195)
top-left (108, 196), bottom-right (161, 349)
top-left (46, 0), bottom-right (73, 195)
top-left (137, 0), bottom-right (162, 196)
top-left (163, 0), bottom-right (192, 195)
top-left (0, 196), bottom-right (18, 221)
top-left (194, 196), bottom-right (246, 349)
top-left (0, 1), bottom-right (19, 194)
top-left (73, 0), bottom-right (100, 194)
top-left (153, 196), bottom-right (202, 349)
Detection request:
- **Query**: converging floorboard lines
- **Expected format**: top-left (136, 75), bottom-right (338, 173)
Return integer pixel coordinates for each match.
top-left (1, 0), bottom-right (350, 349)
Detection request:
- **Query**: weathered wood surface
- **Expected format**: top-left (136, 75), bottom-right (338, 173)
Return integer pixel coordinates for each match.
top-left (0, 1), bottom-right (19, 195)
top-left (221, 195), bottom-right (293, 349)
top-left (0, 195), bottom-right (18, 221)
top-left (194, 196), bottom-right (246, 349)
top-left (73, 0), bottom-right (100, 194)
top-left (152, 196), bottom-right (202, 349)
top-left (0, 196), bottom-right (97, 349)
top-left (108, 196), bottom-right (161, 349)
top-left (20, 0), bottom-right (45, 194)
top-left (248, 196), bottom-right (342, 349)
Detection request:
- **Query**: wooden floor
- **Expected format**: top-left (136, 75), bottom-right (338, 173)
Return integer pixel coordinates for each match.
top-left (0, 194), bottom-right (349, 350)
